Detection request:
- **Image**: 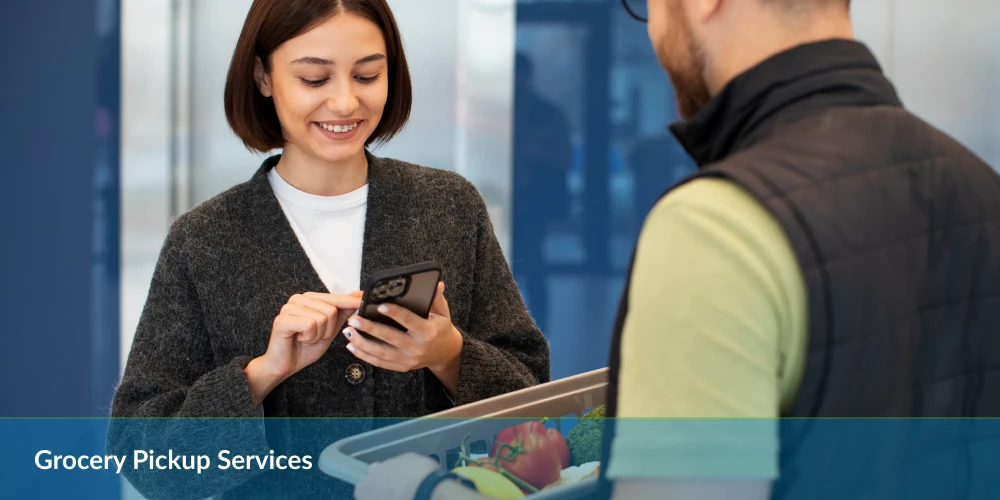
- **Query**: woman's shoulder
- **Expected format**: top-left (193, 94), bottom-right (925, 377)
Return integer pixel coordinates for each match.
top-left (171, 182), bottom-right (252, 233)
top-left (164, 167), bottom-right (272, 249)
top-left (373, 155), bottom-right (487, 208)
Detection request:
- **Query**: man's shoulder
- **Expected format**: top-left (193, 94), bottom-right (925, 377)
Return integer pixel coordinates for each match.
top-left (648, 176), bottom-right (803, 277)
top-left (641, 174), bottom-right (808, 334)
top-left (624, 177), bottom-right (810, 419)
top-left (650, 176), bottom-right (769, 223)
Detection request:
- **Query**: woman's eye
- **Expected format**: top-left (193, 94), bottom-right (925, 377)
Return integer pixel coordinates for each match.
top-left (355, 74), bottom-right (380, 84)
top-left (300, 78), bottom-right (328, 87)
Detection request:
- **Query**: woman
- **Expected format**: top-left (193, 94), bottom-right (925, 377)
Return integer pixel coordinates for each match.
top-left (108, 1), bottom-right (550, 499)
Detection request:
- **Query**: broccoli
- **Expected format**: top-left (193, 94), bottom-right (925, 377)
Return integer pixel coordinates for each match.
top-left (565, 405), bottom-right (606, 466)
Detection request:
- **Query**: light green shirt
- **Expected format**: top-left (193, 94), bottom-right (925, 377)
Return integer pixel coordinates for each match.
top-left (606, 177), bottom-right (809, 480)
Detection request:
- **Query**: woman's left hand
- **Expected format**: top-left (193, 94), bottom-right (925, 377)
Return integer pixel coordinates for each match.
top-left (342, 282), bottom-right (464, 378)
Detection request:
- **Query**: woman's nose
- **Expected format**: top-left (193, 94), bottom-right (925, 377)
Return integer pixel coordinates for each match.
top-left (326, 83), bottom-right (360, 116)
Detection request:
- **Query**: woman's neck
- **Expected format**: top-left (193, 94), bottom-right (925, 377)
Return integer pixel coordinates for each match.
top-left (273, 146), bottom-right (369, 197)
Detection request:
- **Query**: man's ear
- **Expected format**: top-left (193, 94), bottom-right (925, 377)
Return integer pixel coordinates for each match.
top-left (254, 56), bottom-right (273, 97)
top-left (689, 0), bottom-right (724, 22)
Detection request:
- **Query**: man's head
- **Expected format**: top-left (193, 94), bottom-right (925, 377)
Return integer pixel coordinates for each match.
top-left (644, 0), bottom-right (853, 119)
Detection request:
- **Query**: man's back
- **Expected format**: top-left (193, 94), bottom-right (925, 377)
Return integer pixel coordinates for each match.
top-left (718, 93), bottom-right (1000, 418)
top-left (736, 91), bottom-right (1000, 500)
top-left (603, 39), bottom-right (1000, 500)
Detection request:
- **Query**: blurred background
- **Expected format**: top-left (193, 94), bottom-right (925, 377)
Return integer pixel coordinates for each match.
top-left (3, 0), bottom-right (999, 436)
top-left (117, 0), bottom-right (1000, 389)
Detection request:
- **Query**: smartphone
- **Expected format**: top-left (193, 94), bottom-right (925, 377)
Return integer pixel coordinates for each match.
top-left (352, 261), bottom-right (442, 342)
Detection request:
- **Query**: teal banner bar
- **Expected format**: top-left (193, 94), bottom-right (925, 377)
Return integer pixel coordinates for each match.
top-left (3, 417), bottom-right (1000, 500)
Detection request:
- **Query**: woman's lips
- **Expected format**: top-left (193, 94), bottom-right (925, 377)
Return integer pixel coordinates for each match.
top-left (314, 120), bottom-right (362, 141)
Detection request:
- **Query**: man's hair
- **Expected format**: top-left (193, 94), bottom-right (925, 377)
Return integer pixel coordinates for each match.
top-left (224, 0), bottom-right (412, 153)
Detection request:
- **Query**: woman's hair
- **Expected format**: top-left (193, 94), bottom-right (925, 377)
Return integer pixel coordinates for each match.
top-left (224, 0), bottom-right (412, 153)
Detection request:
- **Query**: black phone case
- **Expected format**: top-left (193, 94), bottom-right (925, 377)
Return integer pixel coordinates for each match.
top-left (353, 261), bottom-right (442, 342)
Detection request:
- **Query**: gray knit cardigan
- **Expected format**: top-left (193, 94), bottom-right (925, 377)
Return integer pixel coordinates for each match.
top-left (108, 152), bottom-right (551, 500)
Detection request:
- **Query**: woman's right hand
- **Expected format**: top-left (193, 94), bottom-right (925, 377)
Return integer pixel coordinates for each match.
top-left (245, 291), bottom-right (363, 406)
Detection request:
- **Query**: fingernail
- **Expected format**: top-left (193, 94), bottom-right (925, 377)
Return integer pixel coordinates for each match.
top-left (343, 328), bottom-right (353, 339)
top-left (377, 304), bottom-right (389, 313)
top-left (348, 318), bottom-right (361, 328)
top-left (347, 344), bottom-right (356, 353)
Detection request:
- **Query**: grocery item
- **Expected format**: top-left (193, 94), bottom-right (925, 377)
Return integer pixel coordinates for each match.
top-left (543, 461), bottom-right (601, 490)
top-left (452, 466), bottom-right (526, 499)
top-left (489, 418), bottom-right (571, 490)
top-left (565, 405), bottom-right (606, 466)
top-left (454, 434), bottom-right (542, 495)
top-left (491, 418), bottom-right (571, 469)
top-left (449, 409), bottom-right (606, 497)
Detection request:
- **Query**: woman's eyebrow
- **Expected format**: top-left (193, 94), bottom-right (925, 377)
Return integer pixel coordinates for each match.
top-left (289, 53), bottom-right (386, 66)
top-left (290, 56), bottom-right (333, 65)
top-left (354, 53), bottom-right (386, 65)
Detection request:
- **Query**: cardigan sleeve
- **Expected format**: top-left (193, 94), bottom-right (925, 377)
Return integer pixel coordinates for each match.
top-left (107, 221), bottom-right (272, 500)
top-left (452, 197), bottom-right (552, 404)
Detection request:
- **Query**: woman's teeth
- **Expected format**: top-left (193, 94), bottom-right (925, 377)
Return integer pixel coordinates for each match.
top-left (319, 122), bottom-right (359, 133)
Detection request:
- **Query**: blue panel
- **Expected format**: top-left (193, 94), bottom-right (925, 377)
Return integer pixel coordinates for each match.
top-left (0, 0), bottom-right (120, 423)
top-left (512, 0), bottom-right (696, 379)
top-left (93, 0), bottom-right (123, 420)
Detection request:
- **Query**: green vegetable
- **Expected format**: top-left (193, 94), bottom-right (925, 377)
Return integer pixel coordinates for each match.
top-left (565, 405), bottom-right (606, 466)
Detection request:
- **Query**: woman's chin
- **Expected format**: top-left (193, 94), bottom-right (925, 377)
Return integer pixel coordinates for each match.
top-left (310, 143), bottom-right (368, 165)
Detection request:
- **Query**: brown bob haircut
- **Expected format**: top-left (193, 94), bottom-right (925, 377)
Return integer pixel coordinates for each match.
top-left (224, 0), bottom-right (412, 153)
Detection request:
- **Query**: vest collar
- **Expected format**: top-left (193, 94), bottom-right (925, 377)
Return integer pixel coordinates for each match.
top-left (670, 39), bottom-right (903, 167)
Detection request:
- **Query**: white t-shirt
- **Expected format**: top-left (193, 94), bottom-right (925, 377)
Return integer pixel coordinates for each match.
top-left (267, 168), bottom-right (368, 295)
top-left (266, 168), bottom-right (458, 409)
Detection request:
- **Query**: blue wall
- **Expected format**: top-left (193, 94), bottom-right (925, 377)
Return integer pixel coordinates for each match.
top-left (0, 0), bottom-right (120, 418)
top-left (511, 0), bottom-right (695, 380)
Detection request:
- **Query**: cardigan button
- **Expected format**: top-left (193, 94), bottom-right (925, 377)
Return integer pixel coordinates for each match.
top-left (345, 363), bottom-right (366, 385)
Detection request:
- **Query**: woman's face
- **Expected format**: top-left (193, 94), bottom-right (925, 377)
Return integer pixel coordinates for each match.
top-left (256, 12), bottom-right (389, 164)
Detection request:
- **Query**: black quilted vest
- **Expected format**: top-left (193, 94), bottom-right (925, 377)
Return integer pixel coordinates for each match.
top-left (596, 40), bottom-right (1000, 499)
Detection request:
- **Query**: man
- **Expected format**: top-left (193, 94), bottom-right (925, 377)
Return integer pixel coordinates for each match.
top-left (354, 0), bottom-right (1000, 498)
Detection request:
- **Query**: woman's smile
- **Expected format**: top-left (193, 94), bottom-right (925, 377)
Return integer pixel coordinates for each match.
top-left (314, 120), bottom-right (364, 141)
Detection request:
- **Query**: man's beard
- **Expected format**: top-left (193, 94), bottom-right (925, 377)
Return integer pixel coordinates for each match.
top-left (661, 7), bottom-right (712, 120)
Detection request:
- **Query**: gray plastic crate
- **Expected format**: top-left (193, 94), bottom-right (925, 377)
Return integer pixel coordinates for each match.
top-left (318, 368), bottom-right (608, 499)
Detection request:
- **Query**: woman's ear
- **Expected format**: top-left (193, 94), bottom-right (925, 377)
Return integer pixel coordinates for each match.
top-left (254, 56), bottom-right (273, 97)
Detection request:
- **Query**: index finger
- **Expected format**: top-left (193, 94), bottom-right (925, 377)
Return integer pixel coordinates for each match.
top-left (304, 292), bottom-right (363, 310)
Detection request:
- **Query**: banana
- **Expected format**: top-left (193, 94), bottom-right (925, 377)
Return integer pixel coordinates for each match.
top-left (452, 466), bottom-right (526, 499)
